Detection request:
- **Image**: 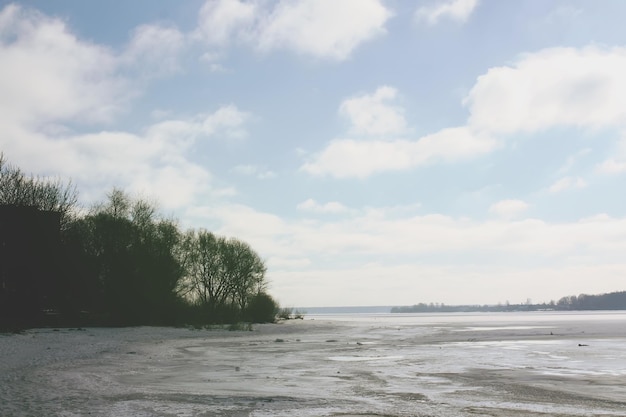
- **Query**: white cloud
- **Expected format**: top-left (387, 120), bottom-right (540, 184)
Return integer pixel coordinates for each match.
top-left (231, 165), bottom-right (257, 175)
top-left (415, 126), bottom-right (497, 161)
top-left (257, 0), bottom-right (391, 60)
top-left (199, 51), bottom-right (227, 72)
top-left (189, 203), bottom-right (295, 258)
top-left (415, 0), bottom-right (479, 25)
top-left (0, 4), bottom-right (191, 128)
top-left (195, 0), bottom-right (257, 45)
top-left (363, 203), bottom-right (422, 218)
top-left (339, 86), bottom-right (407, 136)
top-left (466, 46), bottom-right (626, 135)
top-left (302, 85), bottom-right (497, 178)
top-left (271, 262), bottom-right (626, 306)
top-left (122, 24), bottom-right (186, 77)
top-left (301, 139), bottom-right (414, 178)
top-left (0, 4), bottom-right (129, 126)
top-left (232, 164), bottom-right (276, 179)
top-left (598, 135), bottom-right (626, 175)
top-left (195, 0), bottom-right (391, 60)
top-left (191, 200), bottom-right (626, 305)
top-left (488, 199), bottom-right (529, 219)
top-left (2, 105), bottom-right (249, 210)
top-left (4, 129), bottom-right (204, 210)
top-left (544, 5), bottom-right (583, 25)
top-left (301, 127), bottom-right (495, 178)
top-left (297, 199), bottom-right (350, 214)
top-left (224, 204), bottom-right (626, 261)
top-left (304, 46), bottom-right (626, 179)
top-left (126, 160), bottom-right (213, 211)
top-left (0, 4), bottom-right (256, 211)
top-left (598, 159), bottom-right (626, 174)
top-left (147, 105), bottom-right (250, 142)
top-left (556, 148), bottom-right (591, 175)
top-left (267, 256), bottom-right (311, 270)
top-left (255, 171), bottom-right (276, 180)
top-left (548, 177), bottom-right (588, 193)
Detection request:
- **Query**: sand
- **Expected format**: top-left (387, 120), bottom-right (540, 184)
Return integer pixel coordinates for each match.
top-left (1, 312), bottom-right (626, 416)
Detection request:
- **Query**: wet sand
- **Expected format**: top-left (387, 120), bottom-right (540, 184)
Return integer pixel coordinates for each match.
top-left (1, 313), bottom-right (626, 416)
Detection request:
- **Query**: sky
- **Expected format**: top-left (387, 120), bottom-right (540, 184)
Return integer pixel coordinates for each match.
top-left (2, 0), bottom-right (626, 307)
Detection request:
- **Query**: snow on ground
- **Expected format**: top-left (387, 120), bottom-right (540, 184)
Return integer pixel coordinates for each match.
top-left (2, 312), bottom-right (626, 416)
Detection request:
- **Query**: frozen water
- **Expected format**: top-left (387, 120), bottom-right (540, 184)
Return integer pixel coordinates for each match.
top-left (1, 312), bottom-right (626, 416)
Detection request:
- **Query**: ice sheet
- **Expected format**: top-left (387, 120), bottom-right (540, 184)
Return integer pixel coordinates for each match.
top-left (2, 312), bottom-right (626, 416)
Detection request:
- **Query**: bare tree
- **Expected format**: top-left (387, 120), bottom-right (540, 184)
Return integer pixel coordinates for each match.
top-left (181, 230), bottom-right (227, 308)
top-left (0, 153), bottom-right (78, 228)
top-left (225, 238), bottom-right (267, 311)
top-left (180, 230), bottom-right (267, 316)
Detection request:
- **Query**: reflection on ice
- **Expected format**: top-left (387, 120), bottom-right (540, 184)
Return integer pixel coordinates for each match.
top-left (540, 368), bottom-right (626, 377)
top-left (328, 355), bottom-right (403, 362)
top-left (459, 325), bottom-right (554, 331)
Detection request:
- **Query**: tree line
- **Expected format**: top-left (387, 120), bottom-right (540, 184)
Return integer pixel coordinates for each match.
top-left (0, 154), bottom-right (278, 329)
top-left (391, 291), bottom-right (626, 313)
top-left (555, 291), bottom-right (626, 310)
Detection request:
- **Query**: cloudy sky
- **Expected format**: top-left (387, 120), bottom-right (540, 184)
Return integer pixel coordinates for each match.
top-left (2, 0), bottom-right (626, 307)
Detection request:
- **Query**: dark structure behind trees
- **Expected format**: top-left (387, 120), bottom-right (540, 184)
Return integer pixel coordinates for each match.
top-left (0, 205), bottom-right (62, 327)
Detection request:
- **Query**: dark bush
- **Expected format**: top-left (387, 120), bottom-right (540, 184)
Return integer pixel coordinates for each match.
top-left (245, 293), bottom-right (278, 323)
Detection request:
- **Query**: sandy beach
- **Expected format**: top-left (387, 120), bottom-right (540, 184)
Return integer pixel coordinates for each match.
top-left (1, 312), bottom-right (626, 416)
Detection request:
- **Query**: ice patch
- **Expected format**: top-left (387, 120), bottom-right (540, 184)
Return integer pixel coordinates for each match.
top-left (328, 355), bottom-right (403, 362)
top-left (540, 368), bottom-right (626, 377)
top-left (459, 326), bottom-right (554, 331)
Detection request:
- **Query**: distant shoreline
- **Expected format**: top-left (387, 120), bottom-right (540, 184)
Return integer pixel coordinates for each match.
top-left (300, 290), bottom-right (626, 314)
top-left (300, 307), bottom-right (626, 315)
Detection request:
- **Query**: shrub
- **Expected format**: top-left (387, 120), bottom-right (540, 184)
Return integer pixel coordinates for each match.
top-left (277, 307), bottom-right (293, 320)
top-left (277, 307), bottom-right (305, 320)
top-left (245, 292), bottom-right (279, 323)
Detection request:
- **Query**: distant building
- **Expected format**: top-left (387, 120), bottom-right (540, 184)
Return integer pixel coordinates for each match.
top-left (0, 205), bottom-right (61, 324)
